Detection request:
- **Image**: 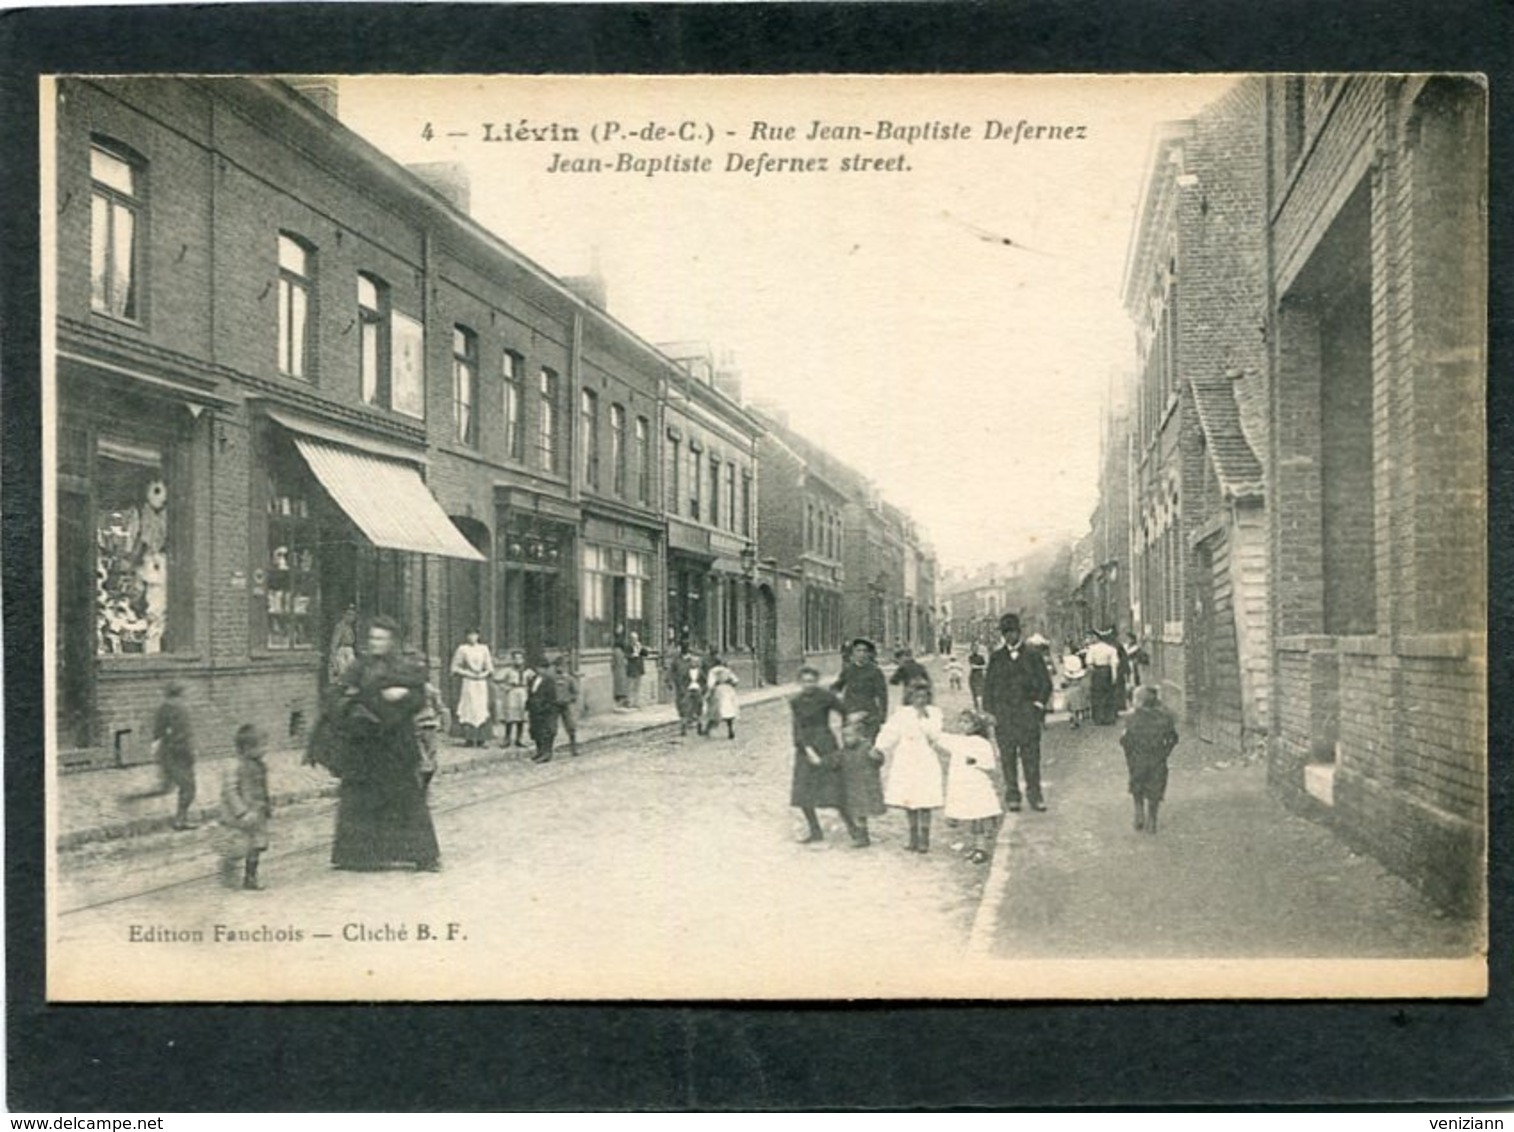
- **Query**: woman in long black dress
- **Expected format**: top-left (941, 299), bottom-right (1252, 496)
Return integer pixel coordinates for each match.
top-left (328, 616), bottom-right (441, 872)
top-left (789, 666), bottom-right (852, 844)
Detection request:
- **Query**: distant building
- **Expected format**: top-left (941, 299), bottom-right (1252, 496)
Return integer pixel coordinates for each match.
top-left (1121, 78), bottom-right (1270, 750)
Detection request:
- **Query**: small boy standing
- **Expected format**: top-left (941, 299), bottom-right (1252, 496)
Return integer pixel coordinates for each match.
top-left (552, 655), bottom-right (581, 757)
top-left (1119, 686), bottom-right (1180, 834)
top-left (219, 724), bottom-right (271, 890)
top-left (414, 670), bottom-right (447, 795)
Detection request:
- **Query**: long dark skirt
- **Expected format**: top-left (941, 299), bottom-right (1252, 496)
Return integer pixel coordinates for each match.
top-left (968, 671), bottom-right (985, 709)
top-left (837, 742), bottom-right (886, 820)
top-left (1090, 667), bottom-right (1118, 724)
top-left (332, 774), bottom-right (439, 869)
top-left (791, 747), bottom-right (844, 809)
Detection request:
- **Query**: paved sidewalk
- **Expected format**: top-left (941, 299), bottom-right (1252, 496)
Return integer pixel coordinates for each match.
top-left (57, 680), bottom-right (800, 850)
top-left (973, 712), bottom-right (1480, 960)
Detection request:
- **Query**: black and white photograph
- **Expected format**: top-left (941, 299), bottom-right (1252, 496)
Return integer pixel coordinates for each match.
top-left (41, 71), bottom-right (1488, 1002)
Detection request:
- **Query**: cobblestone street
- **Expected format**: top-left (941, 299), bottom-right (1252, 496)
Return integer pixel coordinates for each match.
top-left (53, 687), bottom-right (998, 1000)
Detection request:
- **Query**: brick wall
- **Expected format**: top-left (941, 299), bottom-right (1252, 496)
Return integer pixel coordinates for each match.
top-left (1265, 75), bottom-right (1487, 914)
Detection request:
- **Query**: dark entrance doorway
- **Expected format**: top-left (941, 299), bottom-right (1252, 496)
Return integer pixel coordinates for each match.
top-left (758, 584), bottom-right (779, 686)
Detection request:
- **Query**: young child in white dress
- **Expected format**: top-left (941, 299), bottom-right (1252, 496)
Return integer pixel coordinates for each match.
top-left (937, 708), bottom-right (1003, 864)
top-left (874, 678), bottom-right (946, 853)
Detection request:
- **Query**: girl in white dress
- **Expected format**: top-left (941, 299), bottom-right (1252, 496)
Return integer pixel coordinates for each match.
top-left (705, 657), bottom-right (740, 739)
top-left (874, 678), bottom-right (945, 853)
top-left (449, 629), bottom-right (493, 747)
top-left (939, 708), bottom-right (1003, 864)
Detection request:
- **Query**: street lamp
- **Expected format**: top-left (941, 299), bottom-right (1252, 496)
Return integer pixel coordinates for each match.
top-left (739, 544), bottom-right (758, 684)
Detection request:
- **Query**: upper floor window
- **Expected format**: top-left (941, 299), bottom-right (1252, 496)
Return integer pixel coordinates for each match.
top-left (91, 142), bottom-right (141, 321)
top-left (724, 464), bottom-right (737, 532)
top-left (685, 446), bottom-right (701, 520)
top-left (580, 388), bottom-right (601, 490)
top-left (538, 368), bottom-right (560, 473)
top-left (635, 416), bottom-right (651, 505)
top-left (610, 404), bottom-right (626, 497)
top-left (277, 233), bottom-right (314, 379)
top-left (665, 435), bottom-right (681, 513)
top-left (806, 503), bottom-right (816, 551)
top-left (708, 456), bottom-right (721, 527)
top-left (741, 471), bottom-right (753, 538)
top-left (501, 351), bottom-right (524, 461)
top-left (358, 274), bottom-right (390, 407)
top-left (452, 326), bottom-right (478, 447)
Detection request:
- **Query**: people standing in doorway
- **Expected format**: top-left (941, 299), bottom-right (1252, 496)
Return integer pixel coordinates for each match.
top-left (526, 663), bottom-right (560, 763)
top-left (493, 649), bottom-right (531, 750)
top-left (1120, 685), bottom-right (1180, 834)
top-left (328, 605), bottom-right (358, 683)
top-left (218, 723), bottom-right (271, 890)
top-left (625, 631), bottom-right (648, 709)
top-left (328, 616), bottom-right (441, 872)
top-left (705, 655), bottom-right (740, 740)
top-left (611, 628), bottom-right (631, 710)
top-left (449, 629), bottom-right (493, 748)
top-left (1086, 630), bottom-right (1122, 725)
top-left (983, 613), bottom-right (1053, 813)
top-left (967, 643), bottom-right (988, 711)
top-left (133, 680), bottom-right (198, 830)
top-left (551, 655), bottom-right (581, 757)
top-left (875, 678), bottom-right (946, 853)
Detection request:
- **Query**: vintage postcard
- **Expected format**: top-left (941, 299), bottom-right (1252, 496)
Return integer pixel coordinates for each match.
top-left (43, 73), bottom-right (1487, 1002)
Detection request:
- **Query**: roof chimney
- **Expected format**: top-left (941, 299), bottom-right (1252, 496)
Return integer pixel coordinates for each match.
top-left (405, 161), bottom-right (472, 216)
top-left (285, 77), bottom-right (339, 118)
top-left (564, 245), bottom-right (609, 310)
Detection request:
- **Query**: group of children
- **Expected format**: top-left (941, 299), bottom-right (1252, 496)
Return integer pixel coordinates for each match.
top-left (675, 649), bottom-right (742, 739)
top-left (448, 635), bottom-right (582, 761)
top-left (793, 657), bottom-right (1182, 860)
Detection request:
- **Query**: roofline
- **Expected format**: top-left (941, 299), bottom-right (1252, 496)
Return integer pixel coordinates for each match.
top-left (1119, 119), bottom-right (1193, 313)
top-left (242, 78), bottom-right (746, 407)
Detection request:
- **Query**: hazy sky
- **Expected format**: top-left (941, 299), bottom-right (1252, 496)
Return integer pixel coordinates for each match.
top-left (339, 75), bottom-right (1236, 572)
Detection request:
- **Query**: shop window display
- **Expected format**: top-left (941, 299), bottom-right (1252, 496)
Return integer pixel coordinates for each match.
top-left (265, 481), bottom-right (319, 649)
top-left (94, 437), bottom-right (169, 654)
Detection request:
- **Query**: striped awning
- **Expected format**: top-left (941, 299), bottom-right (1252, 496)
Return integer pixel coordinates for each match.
top-left (291, 436), bottom-right (484, 561)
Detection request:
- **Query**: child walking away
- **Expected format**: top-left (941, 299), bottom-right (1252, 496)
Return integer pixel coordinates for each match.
top-left (137, 681), bottom-right (198, 830)
top-left (552, 655), bottom-right (581, 757)
top-left (705, 656), bottom-right (740, 739)
top-left (413, 665), bottom-right (446, 795)
top-left (946, 655), bottom-right (965, 692)
top-left (218, 724), bottom-right (271, 890)
top-left (1120, 686), bottom-right (1179, 833)
top-left (937, 709), bottom-right (1003, 864)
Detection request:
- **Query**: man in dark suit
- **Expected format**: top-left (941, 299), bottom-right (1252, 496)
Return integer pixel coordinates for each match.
top-left (982, 612), bottom-right (1053, 812)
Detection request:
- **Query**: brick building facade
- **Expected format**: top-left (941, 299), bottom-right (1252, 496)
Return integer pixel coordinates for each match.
top-left (1121, 78), bottom-right (1271, 748)
top-left (50, 76), bottom-right (707, 763)
top-left (1263, 76), bottom-right (1487, 913)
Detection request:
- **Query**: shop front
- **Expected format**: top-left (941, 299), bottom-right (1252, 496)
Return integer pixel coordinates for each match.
top-left (494, 497), bottom-right (578, 668)
top-left (54, 357), bottom-right (231, 766)
top-left (578, 513), bottom-right (660, 710)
